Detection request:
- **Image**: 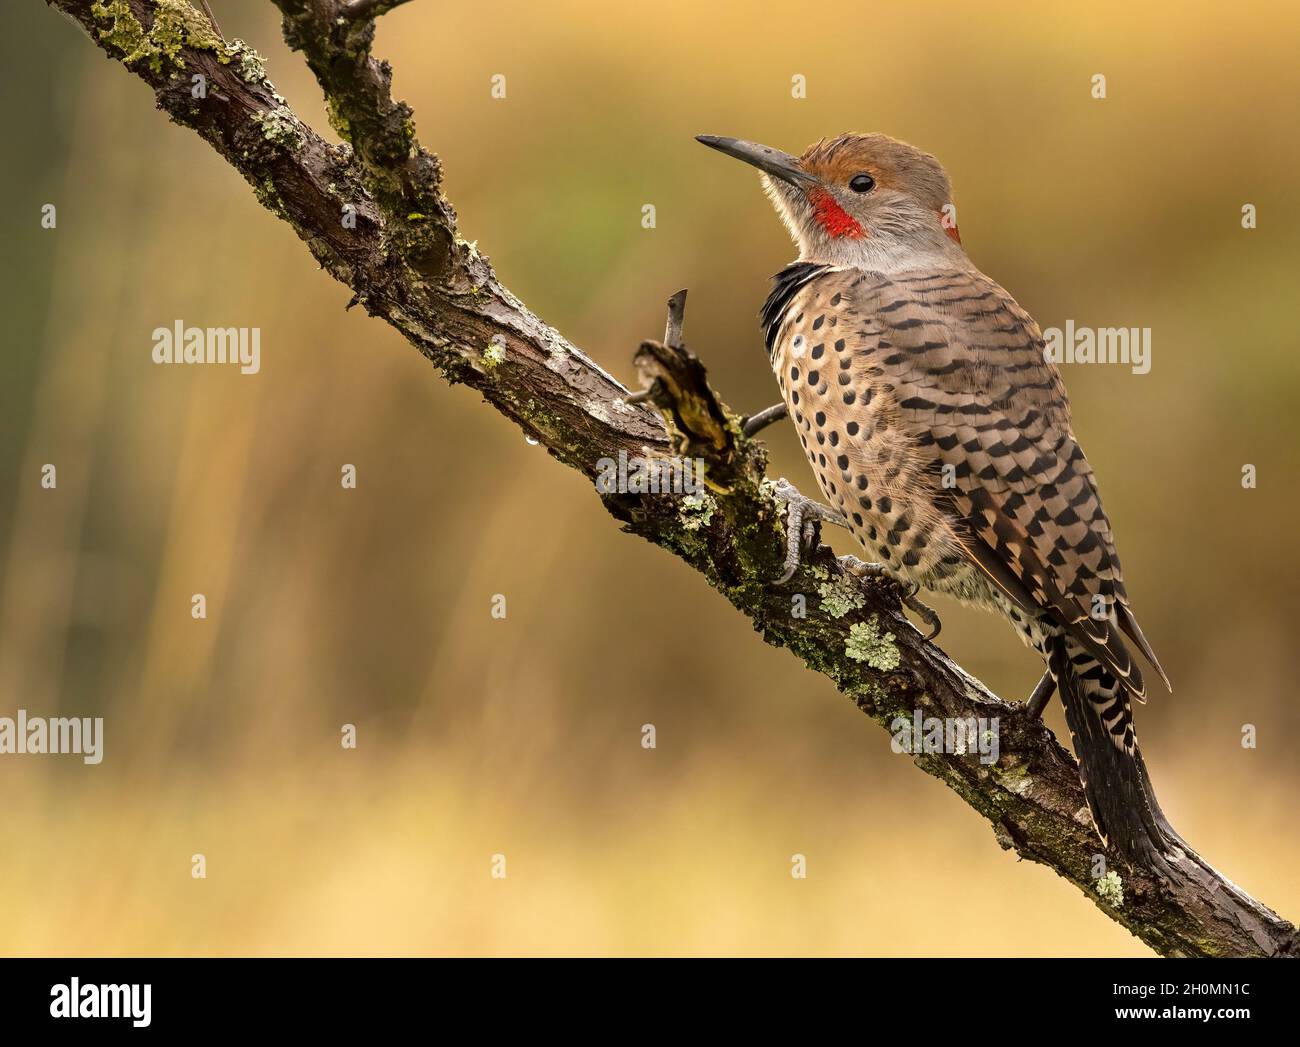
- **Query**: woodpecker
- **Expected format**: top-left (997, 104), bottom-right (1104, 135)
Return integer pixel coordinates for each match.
top-left (698, 132), bottom-right (1184, 871)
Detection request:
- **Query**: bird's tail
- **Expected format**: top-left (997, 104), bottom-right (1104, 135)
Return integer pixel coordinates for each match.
top-left (1049, 634), bottom-right (1188, 875)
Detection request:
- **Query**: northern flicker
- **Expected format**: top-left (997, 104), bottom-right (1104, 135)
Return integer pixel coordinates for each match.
top-left (698, 132), bottom-right (1184, 871)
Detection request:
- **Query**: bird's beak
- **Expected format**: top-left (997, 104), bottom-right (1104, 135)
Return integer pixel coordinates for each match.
top-left (695, 135), bottom-right (816, 187)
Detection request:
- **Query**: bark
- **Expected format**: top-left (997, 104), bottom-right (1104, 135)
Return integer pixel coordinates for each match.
top-left (43, 0), bottom-right (1298, 957)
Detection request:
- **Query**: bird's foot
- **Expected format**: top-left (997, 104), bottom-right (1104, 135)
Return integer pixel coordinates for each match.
top-left (839, 556), bottom-right (943, 641)
top-left (769, 477), bottom-right (848, 583)
top-left (1024, 669), bottom-right (1056, 718)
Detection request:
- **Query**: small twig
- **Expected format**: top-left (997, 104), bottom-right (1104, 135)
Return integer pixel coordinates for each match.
top-left (342, 0), bottom-right (414, 20)
top-left (664, 289), bottom-right (687, 348)
top-left (198, 0), bottom-right (222, 39)
top-left (742, 402), bottom-right (788, 437)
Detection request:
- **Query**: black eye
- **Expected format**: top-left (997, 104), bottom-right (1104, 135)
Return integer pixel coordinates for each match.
top-left (849, 173), bottom-right (875, 193)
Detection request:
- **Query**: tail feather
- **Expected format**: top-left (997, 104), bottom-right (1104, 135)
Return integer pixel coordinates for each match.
top-left (1116, 603), bottom-right (1172, 694)
top-left (1050, 634), bottom-right (1185, 874)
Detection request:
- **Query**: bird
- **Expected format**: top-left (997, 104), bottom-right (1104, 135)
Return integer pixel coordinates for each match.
top-left (697, 131), bottom-right (1186, 872)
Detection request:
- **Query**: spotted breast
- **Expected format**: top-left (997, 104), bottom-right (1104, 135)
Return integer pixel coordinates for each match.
top-left (764, 262), bottom-right (1167, 705)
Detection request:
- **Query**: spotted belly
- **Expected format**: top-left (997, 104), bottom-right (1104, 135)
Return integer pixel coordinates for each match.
top-left (769, 293), bottom-right (1021, 626)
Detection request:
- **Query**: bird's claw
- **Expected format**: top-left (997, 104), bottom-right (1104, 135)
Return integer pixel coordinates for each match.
top-left (903, 588), bottom-right (943, 642)
top-left (770, 478), bottom-right (848, 583)
top-left (768, 480), bottom-right (943, 640)
top-left (839, 555), bottom-right (943, 641)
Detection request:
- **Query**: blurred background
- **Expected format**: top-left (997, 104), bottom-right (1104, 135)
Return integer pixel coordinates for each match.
top-left (1, 0), bottom-right (1297, 956)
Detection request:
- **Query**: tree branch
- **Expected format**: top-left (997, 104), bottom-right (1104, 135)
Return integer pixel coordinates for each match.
top-left (44, 0), bottom-right (1297, 957)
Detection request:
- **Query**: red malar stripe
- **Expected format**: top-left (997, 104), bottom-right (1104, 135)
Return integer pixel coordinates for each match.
top-left (808, 189), bottom-right (865, 239)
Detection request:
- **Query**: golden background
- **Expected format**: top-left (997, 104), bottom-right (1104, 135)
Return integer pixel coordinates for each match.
top-left (1, 0), bottom-right (1297, 956)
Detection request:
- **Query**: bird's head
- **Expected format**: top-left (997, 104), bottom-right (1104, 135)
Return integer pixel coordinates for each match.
top-left (696, 132), bottom-right (964, 268)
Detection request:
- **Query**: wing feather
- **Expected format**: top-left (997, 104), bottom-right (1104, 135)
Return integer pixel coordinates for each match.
top-left (848, 267), bottom-right (1165, 696)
